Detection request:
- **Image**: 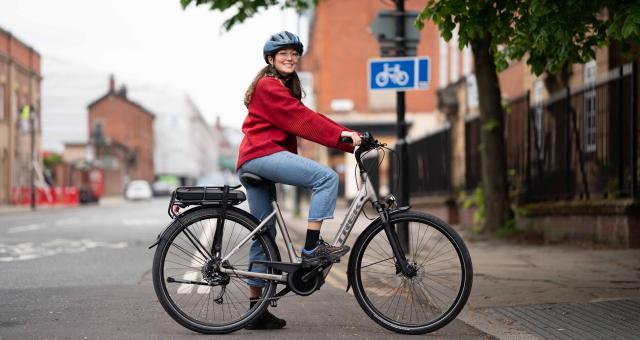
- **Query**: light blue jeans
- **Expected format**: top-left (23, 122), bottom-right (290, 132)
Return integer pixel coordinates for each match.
top-left (237, 151), bottom-right (339, 287)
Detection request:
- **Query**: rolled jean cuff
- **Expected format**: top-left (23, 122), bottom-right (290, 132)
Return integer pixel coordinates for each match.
top-left (308, 215), bottom-right (334, 222)
top-left (247, 279), bottom-right (266, 288)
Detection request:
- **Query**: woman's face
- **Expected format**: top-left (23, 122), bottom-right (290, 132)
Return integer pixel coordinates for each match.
top-left (269, 47), bottom-right (299, 76)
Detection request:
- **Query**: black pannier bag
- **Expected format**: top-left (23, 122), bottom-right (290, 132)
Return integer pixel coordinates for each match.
top-left (173, 186), bottom-right (246, 206)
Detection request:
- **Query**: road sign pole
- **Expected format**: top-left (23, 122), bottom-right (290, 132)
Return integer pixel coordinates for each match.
top-left (395, 0), bottom-right (410, 254)
top-left (31, 106), bottom-right (36, 211)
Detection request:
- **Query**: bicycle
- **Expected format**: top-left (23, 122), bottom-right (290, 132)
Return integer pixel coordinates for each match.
top-left (150, 132), bottom-right (473, 334)
top-left (375, 63), bottom-right (410, 87)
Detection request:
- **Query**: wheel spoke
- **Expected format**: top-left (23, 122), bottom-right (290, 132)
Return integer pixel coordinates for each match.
top-left (155, 210), bottom-right (277, 332)
top-left (354, 213), bottom-right (472, 333)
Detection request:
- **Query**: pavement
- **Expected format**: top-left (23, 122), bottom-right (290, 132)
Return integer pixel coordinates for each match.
top-left (1, 197), bottom-right (639, 339)
top-left (283, 201), bottom-right (640, 340)
top-left (0, 197), bottom-right (488, 339)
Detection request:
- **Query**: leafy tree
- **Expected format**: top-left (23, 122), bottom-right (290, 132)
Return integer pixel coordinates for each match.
top-left (180, 0), bottom-right (316, 31)
top-left (182, 0), bottom-right (639, 232)
top-left (417, 1), bottom-right (515, 232)
top-left (417, 0), bottom-right (640, 232)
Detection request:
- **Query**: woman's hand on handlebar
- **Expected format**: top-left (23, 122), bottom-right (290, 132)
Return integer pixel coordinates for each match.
top-left (341, 130), bottom-right (362, 146)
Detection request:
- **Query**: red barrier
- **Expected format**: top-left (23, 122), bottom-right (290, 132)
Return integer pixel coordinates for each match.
top-left (10, 187), bottom-right (80, 206)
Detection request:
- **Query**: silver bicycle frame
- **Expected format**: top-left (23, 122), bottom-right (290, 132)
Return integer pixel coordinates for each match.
top-left (220, 172), bottom-right (378, 282)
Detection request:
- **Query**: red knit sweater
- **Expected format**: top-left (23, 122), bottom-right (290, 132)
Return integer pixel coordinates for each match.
top-left (237, 76), bottom-right (354, 170)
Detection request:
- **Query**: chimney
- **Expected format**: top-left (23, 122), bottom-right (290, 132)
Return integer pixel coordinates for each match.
top-left (215, 116), bottom-right (221, 130)
top-left (118, 85), bottom-right (127, 99)
top-left (109, 74), bottom-right (115, 93)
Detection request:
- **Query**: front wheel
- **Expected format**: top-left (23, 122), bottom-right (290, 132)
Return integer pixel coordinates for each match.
top-left (349, 211), bottom-right (473, 334)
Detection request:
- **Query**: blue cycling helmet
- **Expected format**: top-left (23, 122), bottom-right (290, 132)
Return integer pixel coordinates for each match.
top-left (263, 31), bottom-right (304, 64)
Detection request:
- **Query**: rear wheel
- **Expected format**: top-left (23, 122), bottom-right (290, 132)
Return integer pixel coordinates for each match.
top-left (152, 207), bottom-right (278, 334)
top-left (350, 211), bottom-right (473, 334)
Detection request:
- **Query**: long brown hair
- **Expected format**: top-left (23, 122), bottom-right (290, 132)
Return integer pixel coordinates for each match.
top-left (244, 64), bottom-right (305, 107)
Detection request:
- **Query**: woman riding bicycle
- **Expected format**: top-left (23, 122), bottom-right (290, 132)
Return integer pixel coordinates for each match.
top-left (236, 30), bottom-right (361, 329)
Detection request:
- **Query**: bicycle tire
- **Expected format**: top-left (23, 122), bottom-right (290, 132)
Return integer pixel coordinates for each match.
top-left (152, 207), bottom-right (279, 334)
top-left (349, 210), bottom-right (473, 334)
top-left (396, 71), bottom-right (409, 86)
top-left (375, 72), bottom-right (389, 87)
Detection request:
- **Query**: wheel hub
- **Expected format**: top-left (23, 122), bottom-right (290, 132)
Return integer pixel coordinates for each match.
top-left (396, 261), bottom-right (418, 278)
top-left (201, 259), bottom-right (230, 285)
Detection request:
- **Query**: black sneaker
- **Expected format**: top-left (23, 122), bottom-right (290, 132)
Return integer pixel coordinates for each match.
top-left (301, 239), bottom-right (350, 266)
top-left (245, 309), bottom-right (286, 330)
top-left (245, 299), bottom-right (286, 330)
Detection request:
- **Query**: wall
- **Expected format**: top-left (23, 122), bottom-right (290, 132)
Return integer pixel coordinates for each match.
top-left (0, 27), bottom-right (41, 205)
top-left (301, 0), bottom-right (450, 116)
top-left (88, 94), bottom-right (154, 194)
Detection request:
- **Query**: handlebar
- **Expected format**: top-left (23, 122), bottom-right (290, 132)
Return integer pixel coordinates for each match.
top-left (340, 132), bottom-right (384, 149)
top-left (341, 132), bottom-right (386, 173)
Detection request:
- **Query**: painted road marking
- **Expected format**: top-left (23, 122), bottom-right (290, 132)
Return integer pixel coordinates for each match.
top-left (54, 218), bottom-right (81, 226)
top-left (6, 223), bottom-right (47, 234)
top-left (122, 217), bottom-right (167, 226)
top-left (0, 239), bottom-right (127, 262)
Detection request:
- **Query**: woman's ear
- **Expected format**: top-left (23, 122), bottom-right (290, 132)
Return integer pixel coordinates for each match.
top-left (267, 55), bottom-right (274, 65)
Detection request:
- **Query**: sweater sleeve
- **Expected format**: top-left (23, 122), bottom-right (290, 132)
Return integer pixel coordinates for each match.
top-left (254, 77), bottom-right (355, 153)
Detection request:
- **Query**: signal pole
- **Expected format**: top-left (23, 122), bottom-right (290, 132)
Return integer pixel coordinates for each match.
top-left (30, 105), bottom-right (36, 210)
top-left (395, 0), bottom-right (410, 252)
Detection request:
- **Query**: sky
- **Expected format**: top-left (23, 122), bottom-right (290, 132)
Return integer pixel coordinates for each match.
top-left (0, 0), bottom-right (307, 147)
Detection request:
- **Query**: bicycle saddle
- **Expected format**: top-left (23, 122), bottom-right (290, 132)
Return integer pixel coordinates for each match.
top-left (240, 172), bottom-right (272, 187)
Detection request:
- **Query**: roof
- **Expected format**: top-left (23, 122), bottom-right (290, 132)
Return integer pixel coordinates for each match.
top-left (87, 90), bottom-right (155, 119)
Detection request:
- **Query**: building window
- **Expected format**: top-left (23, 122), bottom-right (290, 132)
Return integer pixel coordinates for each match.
top-left (439, 37), bottom-right (448, 88)
top-left (466, 74), bottom-right (478, 110)
top-left (584, 60), bottom-right (597, 152)
top-left (92, 120), bottom-right (105, 144)
top-left (450, 28), bottom-right (459, 82)
top-left (0, 84), bottom-right (4, 121)
top-left (12, 90), bottom-right (18, 121)
top-left (463, 46), bottom-right (472, 76)
top-left (534, 80), bottom-right (544, 159)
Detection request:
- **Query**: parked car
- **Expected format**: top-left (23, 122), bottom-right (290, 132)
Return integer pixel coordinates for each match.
top-left (152, 181), bottom-right (176, 197)
top-left (196, 171), bottom-right (240, 187)
top-left (124, 180), bottom-right (153, 200)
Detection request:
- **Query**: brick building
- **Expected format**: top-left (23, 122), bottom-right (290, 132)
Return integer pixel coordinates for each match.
top-left (299, 0), bottom-right (473, 197)
top-left (0, 27), bottom-right (41, 205)
top-left (88, 77), bottom-right (154, 196)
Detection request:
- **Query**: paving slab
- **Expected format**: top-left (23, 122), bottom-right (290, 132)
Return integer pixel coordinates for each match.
top-left (287, 201), bottom-right (640, 339)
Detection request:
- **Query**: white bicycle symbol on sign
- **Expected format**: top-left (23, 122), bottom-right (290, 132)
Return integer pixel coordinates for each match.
top-left (375, 63), bottom-right (410, 87)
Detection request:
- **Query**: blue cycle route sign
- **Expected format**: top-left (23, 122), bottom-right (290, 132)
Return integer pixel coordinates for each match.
top-left (368, 57), bottom-right (430, 91)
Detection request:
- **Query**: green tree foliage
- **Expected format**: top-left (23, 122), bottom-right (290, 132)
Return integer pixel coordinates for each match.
top-left (180, 0), bottom-right (316, 31)
top-left (43, 153), bottom-right (63, 169)
top-left (417, 0), bottom-right (515, 231)
top-left (417, 0), bottom-right (640, 76)
top-left (416, 0), bottom-right (639, 232)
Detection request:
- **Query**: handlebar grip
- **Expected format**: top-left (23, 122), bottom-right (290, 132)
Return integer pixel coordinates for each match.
top-left (340, 136), bottom-right (353, 143)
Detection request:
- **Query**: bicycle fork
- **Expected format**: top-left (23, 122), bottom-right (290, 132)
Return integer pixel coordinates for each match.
top-left (373, 201), bottom-right (416, 278)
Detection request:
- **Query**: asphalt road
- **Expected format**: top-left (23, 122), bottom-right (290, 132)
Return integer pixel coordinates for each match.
top-left (0, 198), bottom-right (491, 339)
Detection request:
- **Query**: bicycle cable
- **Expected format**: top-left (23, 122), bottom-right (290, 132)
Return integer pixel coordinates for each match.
top-left (353, 145), bottom-right (391, 221)
top-left (381, 145), bottom-right (401, 199)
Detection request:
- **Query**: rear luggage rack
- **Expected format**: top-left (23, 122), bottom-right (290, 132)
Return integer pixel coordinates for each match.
top-left (168, 185), bottom-right (245, 218)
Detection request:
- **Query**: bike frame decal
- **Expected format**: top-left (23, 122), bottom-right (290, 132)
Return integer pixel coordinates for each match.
top-left (332, 174), bottom-right (377, 247)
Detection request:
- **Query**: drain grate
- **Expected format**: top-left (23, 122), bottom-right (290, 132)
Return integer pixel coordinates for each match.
top-left (489, 299), bottom-right (640, 339)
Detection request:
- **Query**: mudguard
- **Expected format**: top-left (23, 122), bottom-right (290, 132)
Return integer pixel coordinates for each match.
top-left (148, 205), bottom-right (281, 263)
top-left (345, 206), bottom-right (410, 292)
